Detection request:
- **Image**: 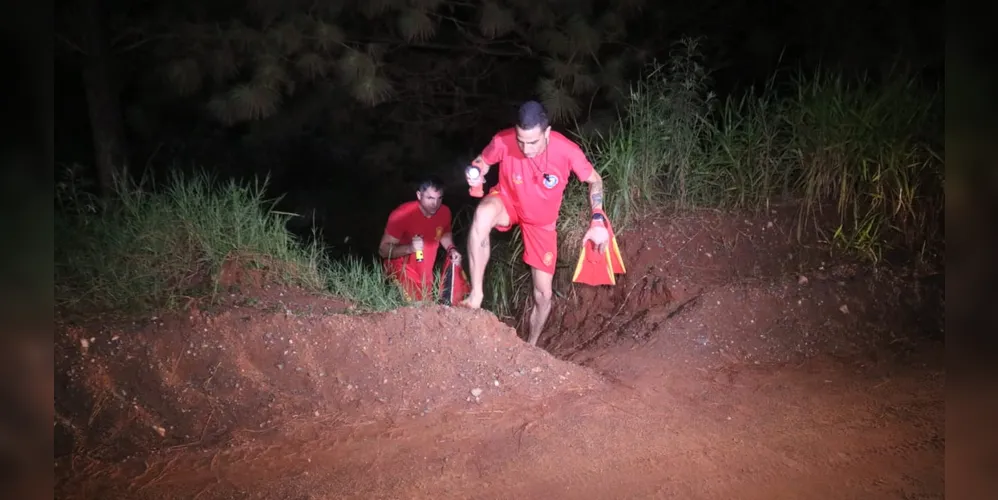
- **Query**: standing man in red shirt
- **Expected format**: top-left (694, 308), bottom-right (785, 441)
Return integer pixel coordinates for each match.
top-left (378, 176), bottom-right (461, 302)
top-left (461, 101), bottom-right (610, 345)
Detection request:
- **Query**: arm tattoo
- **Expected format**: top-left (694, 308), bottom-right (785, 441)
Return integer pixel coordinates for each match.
top-left (590, 191), bottom-right (603, 210)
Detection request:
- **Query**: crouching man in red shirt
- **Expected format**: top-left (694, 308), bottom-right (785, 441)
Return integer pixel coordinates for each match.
top-left (378, 176), bottom-right (461, 302)
top-left (461, 101), bottom-right (610, 345)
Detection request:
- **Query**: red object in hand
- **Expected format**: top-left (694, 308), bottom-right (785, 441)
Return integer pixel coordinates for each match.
top-left (467, 166), bottom-right (484, 198)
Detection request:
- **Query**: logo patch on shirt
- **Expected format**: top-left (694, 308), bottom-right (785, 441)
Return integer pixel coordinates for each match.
top-left (542, 174), bottom-right (559, 189)
top-left (435, 226), bottom-right (443, 240)
top-left (513, 173), bottom-right (524, 184)
top-left (543, 252), bottom-right (554, 266)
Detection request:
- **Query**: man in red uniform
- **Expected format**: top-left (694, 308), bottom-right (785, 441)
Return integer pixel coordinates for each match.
top-left (462, 101), bottom-right (610, 345)
top-left (378, 176), bottom-right (461, 302)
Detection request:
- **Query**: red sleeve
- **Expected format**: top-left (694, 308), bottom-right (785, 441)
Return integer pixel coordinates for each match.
top-left (480, 133), bottom-right (507, 165)
top-left (566, 140), bottom-right (595, 181)
top-left (384, 204), bottom-right (409, 240)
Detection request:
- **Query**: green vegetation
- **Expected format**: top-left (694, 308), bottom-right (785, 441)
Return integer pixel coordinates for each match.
top-left (485, 38), bottom-right (943, 317)
top-left (55, 167), bottom-right (406, 314)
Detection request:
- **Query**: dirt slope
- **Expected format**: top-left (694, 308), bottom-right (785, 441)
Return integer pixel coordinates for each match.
top-left (55, 303), bottom-right (603, 463)
top-left (54, 206), bottom-right (944, 500)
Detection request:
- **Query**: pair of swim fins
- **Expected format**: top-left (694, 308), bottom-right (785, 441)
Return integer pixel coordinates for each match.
top-left (572, 214), bottom-right (626, 286)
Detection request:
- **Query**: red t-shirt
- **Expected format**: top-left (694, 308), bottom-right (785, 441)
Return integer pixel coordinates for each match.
top-left (383, 200), bottom-right (452, 280)
top-left (480, 128), bottom-right (595, 227)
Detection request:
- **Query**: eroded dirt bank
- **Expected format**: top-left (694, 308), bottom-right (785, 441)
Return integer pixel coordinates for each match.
top-left (54, 207), bottom-right (944, 499)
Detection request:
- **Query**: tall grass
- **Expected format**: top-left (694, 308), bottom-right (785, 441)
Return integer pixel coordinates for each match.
top-left (581, 39), bottom-right (942, 263)
top-left (577, 38), bottom-right (717, 222)
top-left (484, 38), bottom-right (942, 318)
top-left (326, 255), bottom-right (407, 310)
top-left (55, 166), bottom-right (405, 313)
top-left (782, 68), bottom-right (943, 260)
top-left (691, 63), bottom-right (943, 261)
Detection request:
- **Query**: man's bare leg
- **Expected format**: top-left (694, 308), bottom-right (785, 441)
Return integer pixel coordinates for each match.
top-left (461, 196), bottom-right (509, 309)
top-left (526, 267), bottom-right (555, 346)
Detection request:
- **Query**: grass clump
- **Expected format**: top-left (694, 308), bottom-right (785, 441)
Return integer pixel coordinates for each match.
top-left (781, 67), bottom-right (943, 261)
top-left (55, 166), bottom-right (404, 313)
top-left (578, 38), bottom-right (717, 218)
top-left (326, 255), bottom-right (407, 311)
top-left (581, 39), bottom-right (942, 263)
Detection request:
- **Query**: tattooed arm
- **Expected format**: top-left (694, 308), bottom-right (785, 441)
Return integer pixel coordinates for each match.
top-left (583, 170), bottom-right (605, 214)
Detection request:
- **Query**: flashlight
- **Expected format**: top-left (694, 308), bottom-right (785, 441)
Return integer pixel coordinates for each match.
top-left (467, 166), bottom-right (484, 198)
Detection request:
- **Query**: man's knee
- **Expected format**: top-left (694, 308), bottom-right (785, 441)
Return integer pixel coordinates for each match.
top-left (532, 285), bottom-right (552, 308)
top-left (472, 196), bottom-right (507, 233)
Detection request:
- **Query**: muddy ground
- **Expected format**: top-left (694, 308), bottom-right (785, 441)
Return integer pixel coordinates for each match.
top-left (54, 205), bottom-right (944, 499)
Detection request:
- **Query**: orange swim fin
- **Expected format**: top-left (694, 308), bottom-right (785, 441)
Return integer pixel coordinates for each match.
top-left (572, 213), bottom-right (626, 286)
top-left (605, 215), bottom-right (626, 276)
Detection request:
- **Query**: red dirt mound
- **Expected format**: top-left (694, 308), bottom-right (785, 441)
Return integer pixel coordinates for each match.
top-left (55, 299), bottom-right (604, 462)
top-left (53, 204), bottom-right (945, 500)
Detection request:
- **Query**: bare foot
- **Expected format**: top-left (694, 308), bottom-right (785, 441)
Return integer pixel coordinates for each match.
top-left (461, 290), bottom-right (484, 309)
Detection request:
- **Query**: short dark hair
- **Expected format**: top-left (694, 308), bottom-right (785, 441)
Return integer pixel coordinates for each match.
top-left (416, 175), bottom-right (445, 193)
top-left (517, 100), bottom-right (549, 130)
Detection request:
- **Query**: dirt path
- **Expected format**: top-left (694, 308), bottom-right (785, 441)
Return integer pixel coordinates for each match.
top-left (63, 341), bottom-right (943, 500)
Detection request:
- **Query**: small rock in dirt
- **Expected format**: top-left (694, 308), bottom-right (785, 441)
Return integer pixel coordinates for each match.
top-left (152, 425), bottom-right (166, 437)
top-left (471, 388), bottom-right (483, 398)
top-left (493, 380), bottom-right (500, 387)
top-left (277, 363), bottom-right (284, 370)
top-left (839, 304), bottom-right (850, 314)
top-left (531, 367), bottom-right (542, 373)
top-left (798, 275), bottom-right (809, 285)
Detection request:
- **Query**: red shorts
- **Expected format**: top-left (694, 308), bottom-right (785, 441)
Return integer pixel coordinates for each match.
top-left (489, 187), bottom-right (558, 275)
